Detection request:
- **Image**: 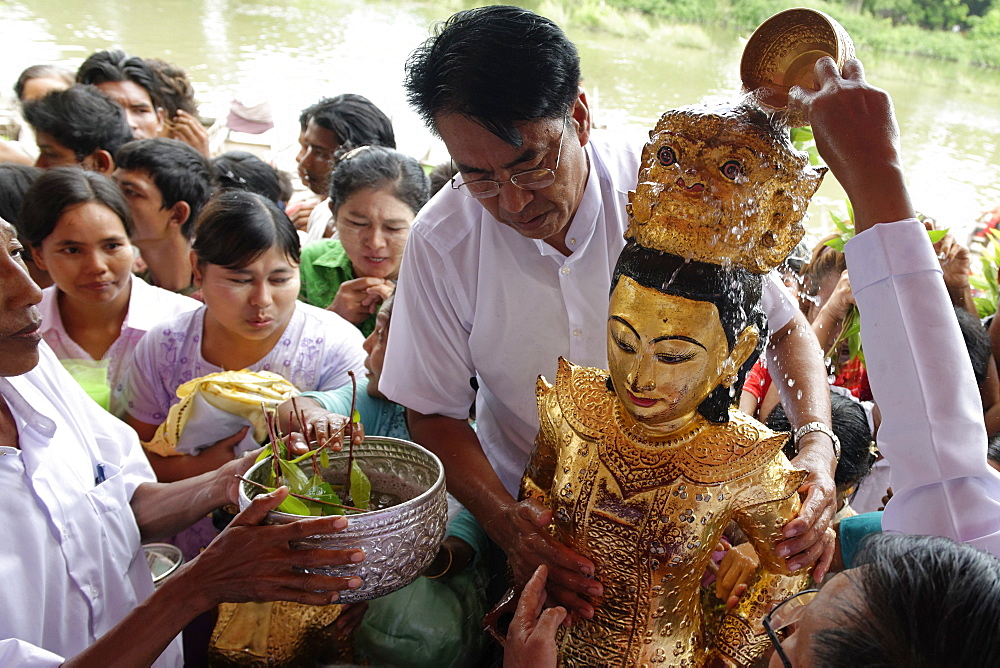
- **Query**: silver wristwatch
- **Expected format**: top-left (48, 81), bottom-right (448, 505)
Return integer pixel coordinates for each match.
top-left (793, 421), bottom-right (841, 459)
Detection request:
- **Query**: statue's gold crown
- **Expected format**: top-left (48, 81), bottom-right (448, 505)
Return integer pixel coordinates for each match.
top-left (626, 102), bottom-right (826, 273)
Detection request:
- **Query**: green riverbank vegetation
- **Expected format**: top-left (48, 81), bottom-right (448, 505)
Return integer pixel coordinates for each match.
top-left (536, 0), bottom-right (1000, 68)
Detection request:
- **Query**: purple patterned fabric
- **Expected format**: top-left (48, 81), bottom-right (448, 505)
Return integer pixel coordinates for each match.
top-left (123, 301), bottom-right (365, 425)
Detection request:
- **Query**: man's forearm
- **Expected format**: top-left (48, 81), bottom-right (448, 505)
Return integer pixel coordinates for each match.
top-left (766, 309), bottom-right (836, 473)
top-left (131, 468), bottom-right (230, 543)
top-left (406, 409), bottom-right (515, 542)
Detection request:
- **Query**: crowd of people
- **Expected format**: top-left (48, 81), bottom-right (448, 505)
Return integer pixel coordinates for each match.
top-left (1, 4), bottom-right (999, 667)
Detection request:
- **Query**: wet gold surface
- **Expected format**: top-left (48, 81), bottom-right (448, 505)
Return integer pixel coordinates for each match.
top-left (626, 104), bottom-right (826, 273)
top-left (740, 8), bottom-right (855, 114)
top-left (523, 360), bottom-right (808, 666)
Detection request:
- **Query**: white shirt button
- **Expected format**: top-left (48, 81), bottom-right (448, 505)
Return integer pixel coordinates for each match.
top-left (90, 586), bottom-right (99, 598)
top-left (569, 238), bottom-right (577, 245)
top-left (573, 329), bottom-right (583, 337)
top-left (561, 267), bottom-right (571, 275)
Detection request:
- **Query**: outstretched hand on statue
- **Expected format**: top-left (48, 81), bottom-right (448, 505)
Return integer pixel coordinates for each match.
top-left (777, 465), bottom-right (837, 581)
top-left (497, 497), bottom-right (602, 619)
top-left (786, 57), bottom-right (914, 234)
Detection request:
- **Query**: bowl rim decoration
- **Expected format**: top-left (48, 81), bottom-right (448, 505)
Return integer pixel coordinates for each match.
top-left (238, 435), bottom-right (445, 522)
top-left (740, 7), bottom-right (855, 117)
top-left (237, 435), bottom-right (449, 602)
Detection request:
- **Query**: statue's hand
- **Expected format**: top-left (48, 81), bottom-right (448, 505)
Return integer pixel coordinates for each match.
top-left (715, 542), bottom-right (759, 609)
top-left (495, 498), bottom-right (602, 619)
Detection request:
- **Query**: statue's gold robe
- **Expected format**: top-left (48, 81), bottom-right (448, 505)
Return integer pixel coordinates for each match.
top-left (521, 359), bottom-right (809, 667)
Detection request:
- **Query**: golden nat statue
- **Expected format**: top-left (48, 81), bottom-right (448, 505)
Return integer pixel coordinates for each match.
top-left (520, 102), bottom-right (827, 666)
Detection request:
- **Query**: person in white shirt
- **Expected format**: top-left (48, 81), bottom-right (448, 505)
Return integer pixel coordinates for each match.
top-left (0, 216), bottom-right (363, 667)
top-left (21, 167), bottom-right (199, 416)
top-left (381, 5), bottom-right (837, 619)
top-left (793, 57), bottom-right (1000, 555)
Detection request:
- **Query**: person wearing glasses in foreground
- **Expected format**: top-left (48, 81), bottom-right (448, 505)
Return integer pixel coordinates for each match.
top-left (505, 55), bottom-right (1000, 667)
top-left (0, 216), bottom-right (363, 666)
top-left (381, 5), bottom-right (838, 619)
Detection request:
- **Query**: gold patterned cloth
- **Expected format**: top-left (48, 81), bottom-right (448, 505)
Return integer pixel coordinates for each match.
top-left (209, 600), bottom-right (349, 666)
top-left (145, 370), bottom-right (299, 457)
top-left (521, 359), bottom-right (808, 667)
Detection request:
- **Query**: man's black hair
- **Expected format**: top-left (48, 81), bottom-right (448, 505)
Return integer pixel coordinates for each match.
top-left (988, 432), bottom-right (1000, 467)
top-left (144, 58), bottom-right (199, 119)
top-left (813, 533), bottom-right (1000, 666)
top-left (115, 138), bottom-right (213, 240)
top-left (211, 151), bottom-right (283, 204)
top-left (0, 164), bottom-right (43, 228)
top-left (954, 306), bottom-right (991, 386)
top-left (404, 5), bottom-right (581, 147)
top-left (22, 84), bottom-right (133, 161)
top-left (297, 94), bottom-right (396, 159)
top-left (769, 390), bottom-right (874, 491)
top-left (76, 49), bottom-right (160, 106)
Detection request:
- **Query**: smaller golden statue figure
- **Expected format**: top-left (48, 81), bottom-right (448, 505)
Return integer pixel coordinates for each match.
top-left (520, 102), bottom-right (826, 667)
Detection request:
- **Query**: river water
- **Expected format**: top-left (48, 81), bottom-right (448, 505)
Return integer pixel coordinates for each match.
top-left (4, 0), bottom-right (1000, 241)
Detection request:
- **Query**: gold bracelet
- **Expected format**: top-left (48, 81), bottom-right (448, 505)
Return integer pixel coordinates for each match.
top-left (423, 543), bottom-right (453, 579)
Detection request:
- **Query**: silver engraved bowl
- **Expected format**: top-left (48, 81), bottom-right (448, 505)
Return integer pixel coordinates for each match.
top-left (239, 436), bottom-right (447, 602)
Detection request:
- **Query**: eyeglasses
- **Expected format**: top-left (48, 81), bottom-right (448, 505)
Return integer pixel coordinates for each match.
top-left (451, 118), bottom-right (568, 199)
top-left (763, 588), bottom-right (819, 668)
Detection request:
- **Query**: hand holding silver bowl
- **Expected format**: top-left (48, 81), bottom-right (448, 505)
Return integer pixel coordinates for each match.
top-left (238, 436), bottom-right (448, 603)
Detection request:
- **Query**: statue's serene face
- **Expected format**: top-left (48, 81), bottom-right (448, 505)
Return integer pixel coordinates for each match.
top-left (607, 276), bottom-right (735, 434)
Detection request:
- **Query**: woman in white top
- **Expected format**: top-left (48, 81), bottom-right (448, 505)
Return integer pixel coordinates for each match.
top-left (124, 189), bottom-right (365, 482)
top-left (20, 167), bottom-right (198, 416)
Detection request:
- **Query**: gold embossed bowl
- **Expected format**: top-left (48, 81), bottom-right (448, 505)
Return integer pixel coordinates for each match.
top-left (238, 436), bottom-right (448, 602)
top-left (741, 8), bottom-right (854, 122)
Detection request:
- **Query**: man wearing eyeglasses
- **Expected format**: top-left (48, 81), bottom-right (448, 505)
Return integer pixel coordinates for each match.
top-left (381, 5), bottom-right (837, 618)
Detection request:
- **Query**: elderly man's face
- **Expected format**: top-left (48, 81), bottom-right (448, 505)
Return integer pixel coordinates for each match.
top-left (768, 572), bottom-right (861, 667)
top-left (436, 92), bottom-right (591, 255)
top-left (0, 221), bottom-right (43, 377)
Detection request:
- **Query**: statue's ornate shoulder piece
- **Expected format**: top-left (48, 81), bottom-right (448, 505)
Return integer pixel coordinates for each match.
top-left (675, 410), bottom-right (791, 485)
top-left (553, 357), bottom-right (616, 441)
top-left (523, 374), bottom-right (562, 505)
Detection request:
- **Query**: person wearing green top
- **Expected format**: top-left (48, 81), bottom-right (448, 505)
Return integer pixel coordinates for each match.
top-left (298, 146), bottom-right (429, 337)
